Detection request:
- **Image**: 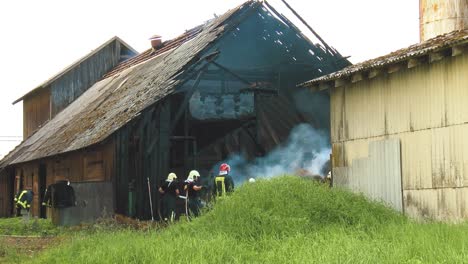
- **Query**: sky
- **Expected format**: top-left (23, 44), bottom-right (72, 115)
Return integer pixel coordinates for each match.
top-left (0, 0), bottom-right (420, 158)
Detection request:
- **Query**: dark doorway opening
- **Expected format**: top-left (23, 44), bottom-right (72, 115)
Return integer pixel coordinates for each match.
top-left (8, 169), bottom-right (15, 216)
top-left (39, 164), bottom-right (47, 218)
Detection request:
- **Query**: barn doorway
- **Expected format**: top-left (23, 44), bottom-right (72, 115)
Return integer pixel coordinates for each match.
top-left (39, 164), bottom-right (47, 218)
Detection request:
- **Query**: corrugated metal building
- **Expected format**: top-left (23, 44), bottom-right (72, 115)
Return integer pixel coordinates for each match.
top-left (0, 0), bottom-right (349, 222)
top-left (300, 0), bottom-right (468, 221)
top-left (302, 30), bottom-right (468, 221)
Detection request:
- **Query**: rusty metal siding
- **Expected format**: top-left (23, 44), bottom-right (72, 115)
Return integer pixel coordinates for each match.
top-left (333, 139), bottom-right (403, 212)
top-left (404, 187), bottom-right (468, 221)
top-left (420, 0), bottom-right (468, 41)
top-left (51, 41), bottom-right (121, 116)
top-left (23, 88), bottom-right (51, 138)
top-left (331, 51), bottom-right (468, 220)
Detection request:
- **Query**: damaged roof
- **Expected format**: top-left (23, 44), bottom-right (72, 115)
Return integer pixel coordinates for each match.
top-left (300, 30), bottom-right (468, 88)
top-left (0, 1), bottom-right (262, 168)
top-left (12, 36), bottom-right (138, 104)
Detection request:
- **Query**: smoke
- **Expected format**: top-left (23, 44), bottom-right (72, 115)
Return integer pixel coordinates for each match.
top-left (213, 123), bottom-right (330, 186)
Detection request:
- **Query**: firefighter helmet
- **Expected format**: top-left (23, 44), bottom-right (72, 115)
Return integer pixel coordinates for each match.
top-left (219, 163), bottom-right (230, 175)
top-left (167, 172), bottom-right (177, 181)
top-left (188, 170), bottom-right (200, 181)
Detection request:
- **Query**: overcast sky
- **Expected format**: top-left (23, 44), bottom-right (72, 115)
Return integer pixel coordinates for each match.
top-left (0, 0), bottom-right (419, 158)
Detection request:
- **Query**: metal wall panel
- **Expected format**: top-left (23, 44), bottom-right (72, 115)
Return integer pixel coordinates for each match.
top-left (331, 53), bottom-right (468, 143)
top-left (51, 181), bottom-right (114, 226)
top-left (333, 139), bottom-right (403, 212)
top-left (404, 187), bottom-right (468, 221)
top-left (343, 79), bottom-right (386, 141)
top-left (330, 53), bottom-right (468, 220)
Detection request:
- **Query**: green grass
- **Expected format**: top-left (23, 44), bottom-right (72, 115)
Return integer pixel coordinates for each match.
top-left (0, 217), bottom-right (60, 236)
top-left (19, 176), bottom-right (468, 263)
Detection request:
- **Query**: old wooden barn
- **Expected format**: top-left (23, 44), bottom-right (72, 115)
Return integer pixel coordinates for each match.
top-left (0, 1), bottom-right (349, 222)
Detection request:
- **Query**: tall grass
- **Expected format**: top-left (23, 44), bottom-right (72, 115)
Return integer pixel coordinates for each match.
top-left (0, 217), bottom-right (59, 236)
top-left (33, 176), bottom-right (468, 263)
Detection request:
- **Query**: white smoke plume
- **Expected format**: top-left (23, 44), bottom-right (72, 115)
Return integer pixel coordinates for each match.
top-left (213, 123), bottom-right (330, 185)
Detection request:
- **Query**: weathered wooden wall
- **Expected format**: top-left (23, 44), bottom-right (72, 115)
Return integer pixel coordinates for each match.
top-left (0, 170), bottom-right (14, 217)
top-left (51, 41), bottom-right (124, 116)
top-left (331, 51), bottom-right (468, 221)
top-left (23, 88), bottom-right (51, 138)
top-left (115, 99), bottom-right (171, 219)
top-left (12, 139), bottom-right (114, 218)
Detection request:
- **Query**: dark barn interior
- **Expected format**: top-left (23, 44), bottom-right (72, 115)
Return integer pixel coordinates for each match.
top-left (112, 2), bottom-right (349, 219)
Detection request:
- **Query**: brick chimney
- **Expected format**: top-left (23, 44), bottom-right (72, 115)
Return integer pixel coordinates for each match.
top-left (420, 0), bottom-right (468, 41)
top-left (149, 35), bottom-right (162, 49)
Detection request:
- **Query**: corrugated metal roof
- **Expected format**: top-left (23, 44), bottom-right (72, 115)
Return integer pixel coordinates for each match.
top-left (12, 36), bottom-right (138, 104)
top-left (0, 1), bottom-right (260, 168)
top-left (300, 30), bottom-right (468, 87)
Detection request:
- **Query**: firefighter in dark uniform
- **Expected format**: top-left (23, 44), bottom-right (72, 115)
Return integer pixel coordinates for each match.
top-left (184, 170), bottom-right (204, 218)
top-left (14, 189), bottom-right (33, 216)
top-left (213, 163), bottom-right (234, 197)
top-left (158, 173), bottom-right (179, 222)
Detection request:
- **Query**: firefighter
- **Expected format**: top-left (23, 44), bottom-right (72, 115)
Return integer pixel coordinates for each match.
top-left (213, 163), bottom-right (234, 197)
top-left (184, 170), bottom-right (204, 218)
top-left (158, 172), bottom-right (179, 222)
top-left (14, 189), bottom-right (34, 215)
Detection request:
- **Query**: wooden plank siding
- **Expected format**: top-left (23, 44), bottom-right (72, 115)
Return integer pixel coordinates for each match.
top-left (114, 99), bottom-right (171, 219)
top-left (50, 41), bottom-right (123, 117)
top-left (21, 40), bottom-right (134, 139)
top-left (23, 88), bottom-right (51, 138)
top-left (11, 139), bottom-right (114, 218)
top-left (0, 170), bottom-right (14, 217)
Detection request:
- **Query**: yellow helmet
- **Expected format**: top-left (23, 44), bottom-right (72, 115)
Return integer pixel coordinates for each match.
top-left (167, 172), bottom-right (177, 181)
top-left (187, 170), bottom-right (200, 181)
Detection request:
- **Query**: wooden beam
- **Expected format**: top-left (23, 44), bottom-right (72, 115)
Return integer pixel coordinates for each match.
top-left (368, 68), bottom-right (382, 79)
top-left (351, 73), bottom-right (364, 83)
top-left (452, 44), bottom-right (466, 57)
top-left (429, 51), bottom-right (447, 63)
top-left (334, 78), bottom-right (348, 88)
top-left (387, 63), bottom-right (403, 74)
top-left (408, 58), bottom-right (421, 68)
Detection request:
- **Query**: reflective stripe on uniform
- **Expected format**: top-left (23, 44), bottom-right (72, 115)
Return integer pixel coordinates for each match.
top-left (15, 190), bottom-right (30, 209)
top-left (215, 177), bottom-right (226, 196)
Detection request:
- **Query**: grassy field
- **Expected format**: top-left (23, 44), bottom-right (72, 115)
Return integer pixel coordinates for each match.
top-left (0, 217), bottom-right (61, 236)
top-left (3, 176), bottom-right (468, 263)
